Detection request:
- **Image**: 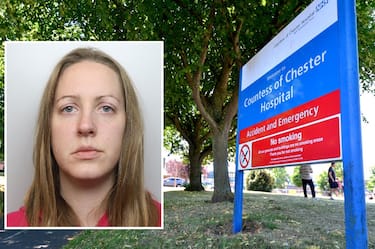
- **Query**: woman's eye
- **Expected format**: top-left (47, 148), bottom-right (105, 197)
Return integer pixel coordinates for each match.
top-left (101, 105), bottom-right (114, 113)
top-left (62, 106), bottom-right (76, 113)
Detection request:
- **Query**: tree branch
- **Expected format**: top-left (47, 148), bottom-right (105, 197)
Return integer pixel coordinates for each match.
top-left (223, 18), bottom-right (243, 133)
top-left (223, 87), bottom-right (238, 134)
top-left (188, 7), bottom-right (220, 133)
top-left (199, 145), bottom-right (212, 164)
top-left (233, 18), bottom-right (243, 69)
top-left (166, 113), bottom-right (193, 146)
top-left (211, 52), bottom-right (233, 111)
top-left (180, 50), bottom-right (194, 86)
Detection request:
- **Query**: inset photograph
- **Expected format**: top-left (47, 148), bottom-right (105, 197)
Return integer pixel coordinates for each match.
top-left (5, 41), bottom-right (163, 228)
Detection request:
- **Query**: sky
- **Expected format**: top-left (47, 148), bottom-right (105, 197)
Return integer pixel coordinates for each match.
top-left (298, 92), bottom-right (375, 181)
top-left (360, 92), bottom-right (375, 179)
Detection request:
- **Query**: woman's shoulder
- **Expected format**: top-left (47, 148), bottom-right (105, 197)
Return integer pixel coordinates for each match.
top-left (152, 199), bottom-right (162, 227)
top-left (152, 199), bottom-right (161, 210)
top-left (7, 206), bottom-right (29, 227)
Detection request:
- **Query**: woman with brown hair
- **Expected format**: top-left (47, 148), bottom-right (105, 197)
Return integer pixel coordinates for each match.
top-left (7, 47), bottom-right (161, 227)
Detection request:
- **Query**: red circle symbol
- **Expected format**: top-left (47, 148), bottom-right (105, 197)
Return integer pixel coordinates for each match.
top-left (240, 144), bottom-right (251, 168)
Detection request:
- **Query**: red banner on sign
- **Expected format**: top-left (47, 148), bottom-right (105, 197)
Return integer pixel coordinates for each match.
top-left (239, 90), bottom-right (340, 144)
top-left (251, 117), bottom-right (341, 167)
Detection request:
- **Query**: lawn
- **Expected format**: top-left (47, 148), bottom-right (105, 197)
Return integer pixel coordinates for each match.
top-left (64, 191), bottom-right (375, 249)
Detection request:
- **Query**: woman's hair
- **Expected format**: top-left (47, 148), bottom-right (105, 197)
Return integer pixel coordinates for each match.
top-left (25, 47), bottom-right (159, 226)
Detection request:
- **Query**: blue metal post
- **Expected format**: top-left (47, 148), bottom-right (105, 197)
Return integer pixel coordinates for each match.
top-left (233, 169), bottom-right (244, 233)
top-left (233, 66), bottom-right (245, 234)
top-left (338, 0), bottom-right (368, 248)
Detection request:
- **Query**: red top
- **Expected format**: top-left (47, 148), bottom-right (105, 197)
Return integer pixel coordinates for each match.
top-left (7, 200), bottom-right (162, 227)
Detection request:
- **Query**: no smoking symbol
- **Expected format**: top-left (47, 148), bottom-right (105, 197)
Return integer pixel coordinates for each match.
top-left (240, 144), bottom-right (250, 168)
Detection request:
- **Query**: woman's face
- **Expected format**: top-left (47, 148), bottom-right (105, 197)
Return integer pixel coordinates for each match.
top-left (51, 61), bottom-right (126, 184)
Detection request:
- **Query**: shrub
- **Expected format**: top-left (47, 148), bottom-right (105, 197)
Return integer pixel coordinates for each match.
top-left (291, 166), bottom-right (302, 187)
top-left (317, 171), bottom-right (329, 192)
top-left (246, 170), bottom-right (274, 192)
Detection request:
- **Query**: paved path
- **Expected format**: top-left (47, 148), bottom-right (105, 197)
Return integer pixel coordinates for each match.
top-left (0, 229), bottom-right (81, 249)
top-left (1, 175), bottom-right (80, 249)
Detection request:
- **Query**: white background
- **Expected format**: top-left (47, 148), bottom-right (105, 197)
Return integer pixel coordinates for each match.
top-left (360, 92), bottom-right (375, 178)
top-left (5, 41), bottom-right (163, 213)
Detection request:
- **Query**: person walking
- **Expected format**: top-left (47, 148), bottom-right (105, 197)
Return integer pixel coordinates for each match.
top-left (328, 162), bottom-right (339, 200)
top-left (300, 164), bottom-right (316, 198)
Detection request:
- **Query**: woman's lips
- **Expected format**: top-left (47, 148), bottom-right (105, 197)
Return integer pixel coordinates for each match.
top-left (72, 147), bottom-right (101, 160)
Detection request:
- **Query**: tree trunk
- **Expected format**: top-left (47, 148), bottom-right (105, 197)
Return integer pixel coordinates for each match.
top-left (185, 146), bottom-right (204, 191)
top-left (211, 130), bottom-right (234, 202)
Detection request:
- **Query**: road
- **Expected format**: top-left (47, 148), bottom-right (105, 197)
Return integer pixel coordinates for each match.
top-left (0, 229), bottom-right (81, 249)
top-left (1, 175), bottom-right (80, 249)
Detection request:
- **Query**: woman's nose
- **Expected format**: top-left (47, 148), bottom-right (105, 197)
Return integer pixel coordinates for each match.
top-left (77, 111), bottom-right (96, 136)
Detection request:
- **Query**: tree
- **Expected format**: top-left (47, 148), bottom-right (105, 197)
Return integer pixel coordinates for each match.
top-left (333, 162), bottom-right (344, 182)
top-left (270, 167), bottom-right (289, 188)
top-left (317, 171), bottom-right (329, 193)
top-left (148, 0), bottom-right (313, 202)
top-left (164, 54), bottom-right (212, 191)
top-left (356, 0), bottom-right (375, 93)
top-left (291, 166), bottom-right (302, 187)
top-left (165, 159), bottom-right (189, 180)
top-left (0, 0), bottom-right (213, 192)
top-left (366, 166), bottom-right (375, 191)
top-left (164, 116), bottom-right (211, 191)
top-left (154, 0), bottom-right (374, 202)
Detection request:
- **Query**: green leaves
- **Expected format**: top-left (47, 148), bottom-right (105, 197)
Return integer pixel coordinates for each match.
top-left (246, 170), bottom-right (275, 192)
top-left (366, 166), bottom-right (375, 191)
top-left (357, 0), bottom-right (375, 93)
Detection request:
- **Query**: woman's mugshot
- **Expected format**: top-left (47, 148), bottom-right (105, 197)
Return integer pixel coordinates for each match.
top-left (7, 46), bottom-right (161, 227)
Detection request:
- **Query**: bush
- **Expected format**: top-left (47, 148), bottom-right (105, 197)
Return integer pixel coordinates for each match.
top-left (291, 166), bottom-right (302, 187)
top-left (246, 170), bottom-right (274, 192)
top-left (317, 171), bottom-right (329, 192)
top-left (366, 166), bottom-right (375, 191)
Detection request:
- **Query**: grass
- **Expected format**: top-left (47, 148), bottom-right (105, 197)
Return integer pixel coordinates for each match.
top-left (64, 191), bottom-right (375, 249)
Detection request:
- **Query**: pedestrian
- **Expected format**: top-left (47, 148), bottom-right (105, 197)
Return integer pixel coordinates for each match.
top-left (7, 47), bottom-right (161, 227)
top-left (300, 164), bottom-right (316, 198)
top-left (328, 161), bottom-right (339, 200)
